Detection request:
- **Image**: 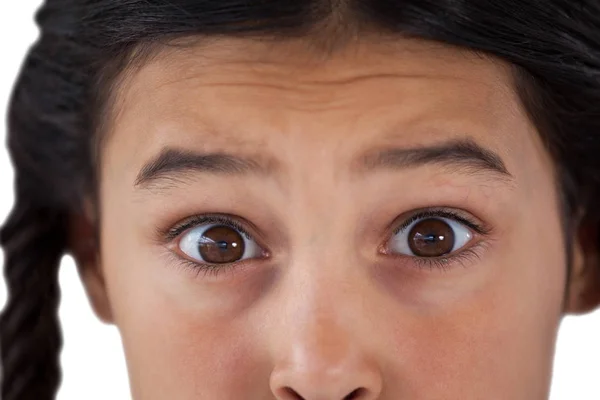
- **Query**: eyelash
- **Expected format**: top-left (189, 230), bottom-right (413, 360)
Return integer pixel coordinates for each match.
top-left (392, 209), bottom-right (488, 236)
top-left (396, 242), bottom-right (485, 272)
top-left (163, 209), bottom-right (491, 276)
top-left (387, 208), bottom-right (490, 272)
top-left (165, 214), bottom-right (254, 242)
top-left (164, 214), bottom-right (260, 278)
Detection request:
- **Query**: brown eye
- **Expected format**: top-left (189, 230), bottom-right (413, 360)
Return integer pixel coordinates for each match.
top-left (178, 223), bottom-right (262, 264)
top-left (389, 216), bottom-right (473, 257)
top-left (198, 226), bottom-right (245, 263)
top-left (408, 219), bottom-right (455, 257)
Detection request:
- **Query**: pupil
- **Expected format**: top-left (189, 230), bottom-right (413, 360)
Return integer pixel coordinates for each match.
top-left (408, 218), bottom-right (455, 257)
top-left (424, 234), bottom-right (437, 243)
top-left (198, 226), bottom-right (245, 263)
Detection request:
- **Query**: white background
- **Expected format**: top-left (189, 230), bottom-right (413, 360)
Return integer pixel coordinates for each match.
top-left (0, 2), bottom-right (599, 399)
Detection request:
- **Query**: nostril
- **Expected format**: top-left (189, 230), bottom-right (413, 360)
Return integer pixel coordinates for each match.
top-left (281, 386), bottom-right (367, 400)
top-left (282, 387), bottom-right (305, 400)
top-left (344, 388), bottom-right (367, 399)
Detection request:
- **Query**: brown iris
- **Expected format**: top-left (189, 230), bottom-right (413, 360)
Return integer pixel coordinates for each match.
top-left (198, 226), bottom-right (245, 264)
top-left (408, 218), bottom-right (455, 257)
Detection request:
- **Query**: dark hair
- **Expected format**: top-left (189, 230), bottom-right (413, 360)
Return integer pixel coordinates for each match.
top-left (2, 1), bottom-right (600, 398)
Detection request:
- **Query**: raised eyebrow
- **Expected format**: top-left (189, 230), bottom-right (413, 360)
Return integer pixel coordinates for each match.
top-left (356, 138), bottom-right (513, 181)
top-left (134, 138), bottom-right (513, 191)
top-left (134, 147), bottom-right (278, 188)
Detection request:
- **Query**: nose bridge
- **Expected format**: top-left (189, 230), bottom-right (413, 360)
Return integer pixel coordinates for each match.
top-left (266, 153), bottom-right (384, 398)
top-left (286, 127), bottom-right (350, 223)
top-left (268, 256), bottom-right (383, 399)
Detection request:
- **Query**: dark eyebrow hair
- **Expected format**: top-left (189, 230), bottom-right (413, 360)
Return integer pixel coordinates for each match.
top-left (134, 148), bottom-right (276, 187)
top-left (134, 138), bottom-right (512, 190)
top-left (357, 138), bottom-right (512, 178)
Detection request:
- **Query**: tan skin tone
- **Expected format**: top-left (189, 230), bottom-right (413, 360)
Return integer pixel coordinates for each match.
top-left (70, 37), bottom-right (600, 399)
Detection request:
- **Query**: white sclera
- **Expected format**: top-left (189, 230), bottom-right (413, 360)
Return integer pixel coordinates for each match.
top-left (390, 217), bottom-right (473, 256)
top-left (179, 224), bottom-right (262, 262)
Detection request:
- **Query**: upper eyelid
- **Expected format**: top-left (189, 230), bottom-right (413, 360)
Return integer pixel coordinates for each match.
top-left (163, 208), bottom-right (491, 251)
top-left (392, 209), bottom-right (488, 235)
top-left (166, 214), bottom-right (255, 241)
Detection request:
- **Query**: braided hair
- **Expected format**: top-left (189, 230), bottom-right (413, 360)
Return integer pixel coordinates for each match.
top-left (3, 1), bottom-right (600, 399)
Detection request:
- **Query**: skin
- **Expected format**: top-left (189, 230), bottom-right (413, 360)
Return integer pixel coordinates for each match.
top-left (72, 36), bottom-right (600, 399)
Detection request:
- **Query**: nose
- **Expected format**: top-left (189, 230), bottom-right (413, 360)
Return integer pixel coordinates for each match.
top-left (269, 313), bottom-right (383, 400)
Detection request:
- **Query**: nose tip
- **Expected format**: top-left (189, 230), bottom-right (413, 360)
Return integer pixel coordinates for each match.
top-left (270, 348), bottom-right (383, 400)
top-left (271, 369), bottom-right (381, 400)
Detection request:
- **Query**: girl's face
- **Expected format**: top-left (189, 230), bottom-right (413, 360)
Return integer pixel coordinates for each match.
top-left (80, 37), bottom-right (588, 399)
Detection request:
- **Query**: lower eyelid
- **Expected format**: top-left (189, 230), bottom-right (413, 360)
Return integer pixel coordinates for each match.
top-left (165, 249), bottom-right (250, 280)
top-left (416, 246), bottom-right (483, 271)
top-left (384, 239), bottom-right (487, 272)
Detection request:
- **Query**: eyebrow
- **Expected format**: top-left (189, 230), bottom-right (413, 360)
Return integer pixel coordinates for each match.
top-left (134, 149), bottom-right (275, 187)
top-left (134, 138), bottom-right (512, 189)
top-left (357, 138), bottom-right (511, 177)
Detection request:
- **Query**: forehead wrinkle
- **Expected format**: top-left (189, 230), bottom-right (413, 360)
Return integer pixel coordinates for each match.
top-left (120, 36), bottom-right (513, 99)
top-left (99, 35), bottom-right (515, 150)
top-left (105, 38), bottom-right (527, 197)
top-left (137, 60), bottom-right (503, 97)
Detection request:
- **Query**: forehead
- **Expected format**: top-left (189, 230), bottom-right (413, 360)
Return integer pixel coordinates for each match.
top-left (113, 37), bottom-right (517, 123)
top-left (101, 36), bottom-right (552, 196)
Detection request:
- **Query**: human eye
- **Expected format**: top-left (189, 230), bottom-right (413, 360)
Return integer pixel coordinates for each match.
top-left (384, 208), bottom-right (490, 270)
top-left (165, 214), bottom-right (268, 276)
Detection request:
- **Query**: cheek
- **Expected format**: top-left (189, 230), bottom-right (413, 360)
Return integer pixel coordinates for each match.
top-left (503, 186), bottom-right (566, 329)
top-left (99, 205), bottom-right (268, 397)
top-left (383, 210), bottom-right (565, 397)
top-left (119, 298), bottom-right (264, 398)
top-left (385, 270), bottom-right (562, 398)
